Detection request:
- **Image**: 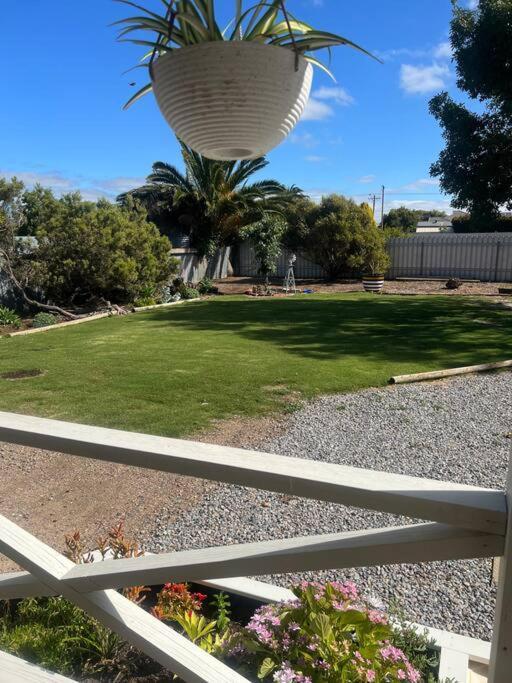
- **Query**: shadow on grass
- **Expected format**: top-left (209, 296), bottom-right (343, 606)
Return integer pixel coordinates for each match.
top-left (138, 296), bottom-right (512, 366)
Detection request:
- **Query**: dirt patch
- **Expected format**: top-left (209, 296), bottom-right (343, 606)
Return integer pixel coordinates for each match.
top-left (0, 411), bottom-right (285, 575)
top-left (215, 276), bottom-right (512, 298)
top-left (1, 368), bottom-right (45, 380)
top-left (0, 441), bottom-right (210, 573)
top-left (193, 413), bottom-right (286, 449)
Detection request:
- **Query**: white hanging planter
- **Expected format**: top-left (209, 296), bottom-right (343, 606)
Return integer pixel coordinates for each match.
top-left (151, 41), bottom-right (314, 160)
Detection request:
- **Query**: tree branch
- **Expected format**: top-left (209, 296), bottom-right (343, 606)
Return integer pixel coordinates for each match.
top-left (0, 249), bottom-right (79, 320)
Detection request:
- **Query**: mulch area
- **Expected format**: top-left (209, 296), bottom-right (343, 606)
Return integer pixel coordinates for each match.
top-left (215, 276), bottom-right (512, 298)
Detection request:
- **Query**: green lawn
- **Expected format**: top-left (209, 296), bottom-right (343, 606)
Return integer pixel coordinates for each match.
top-left (1, 294), bottom-right (511, 438)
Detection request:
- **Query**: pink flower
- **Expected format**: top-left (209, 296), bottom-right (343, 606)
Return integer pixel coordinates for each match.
top-left (380, 645), bottom-right (405, 662)
top-left (332, 600), bottom-right (346, 611)
top-left (365, 671), bottom-right (376, 682)
top-left (405, 662), bottom-right (421, 682)
top-left (368, 609), bottom-right (388, 625)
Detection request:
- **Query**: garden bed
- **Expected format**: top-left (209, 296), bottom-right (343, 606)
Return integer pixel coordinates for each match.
top-left (215, 276), bottom-right (512, 298)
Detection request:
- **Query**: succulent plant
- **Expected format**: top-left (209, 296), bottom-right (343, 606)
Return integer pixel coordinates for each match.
top-left (114, 0), bottom-right (378, 108)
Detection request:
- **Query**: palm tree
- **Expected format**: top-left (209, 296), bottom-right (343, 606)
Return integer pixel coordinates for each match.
top-left (119, 142), bottom-right (302, 257)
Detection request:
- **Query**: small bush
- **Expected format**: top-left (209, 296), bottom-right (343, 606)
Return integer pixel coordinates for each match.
top-left (446, 278), bottom-right (462, 289)
top-left (32, 312), bottom-right (58, 328)
top-left (169, 277), bottom-right (200, 300)
top-left (224, 581), bottom-right (423, 682)
top-left (133, 297), bottom-right (157, 308)
top-left (0, 306), bottom-right (21, 328)
top-left (182, 286), bottom-right (200, 300)
top-left (197, 276), bottom-right (217, 295)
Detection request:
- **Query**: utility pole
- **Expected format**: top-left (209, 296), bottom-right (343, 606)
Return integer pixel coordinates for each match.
top-left (368, 193), bottom-right (377, 218)
top-left (380, 185), bottom-right (385, 229)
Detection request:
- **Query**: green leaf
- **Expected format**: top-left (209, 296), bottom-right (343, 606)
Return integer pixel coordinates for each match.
top-left (114, 0), bottom-right (170, 23)
top-left (257, 657), bottom-right (276, 679)
top-left (304, 54), bottom-right (335, 80)
top-left (310, 613), bottom-right (333, 642)
top-left (123, 82), bottom-right (152, 109)
top-left (244, 1), bottom-right (280, 40)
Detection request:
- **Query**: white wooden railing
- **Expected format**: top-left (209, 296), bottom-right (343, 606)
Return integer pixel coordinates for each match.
top-left (0, 411), bottom-right (509, 682)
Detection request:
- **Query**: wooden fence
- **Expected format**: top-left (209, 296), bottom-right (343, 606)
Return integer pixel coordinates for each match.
top-left (0, 411), bottom-right (510, 682)
top-left (388, 233), bottom-right (512, 282)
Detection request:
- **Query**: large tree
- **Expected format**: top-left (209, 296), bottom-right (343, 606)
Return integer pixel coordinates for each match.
top-left (119, 142), bottom-right (301, 258)
top-left (284, 194), bottom-right (389, 280)
top-left (430, 0), bottom-right (512, 225)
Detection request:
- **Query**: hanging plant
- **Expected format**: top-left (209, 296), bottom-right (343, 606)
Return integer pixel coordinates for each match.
top-left (115, 0), bottom-right (378, 160)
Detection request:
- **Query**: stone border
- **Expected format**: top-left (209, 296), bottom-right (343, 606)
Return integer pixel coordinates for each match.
top-left (4, 312), bottom-right (114, 338)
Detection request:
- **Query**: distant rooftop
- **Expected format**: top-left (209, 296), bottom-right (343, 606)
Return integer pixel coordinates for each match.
top-left (415, 216), bottom-right (453, 233)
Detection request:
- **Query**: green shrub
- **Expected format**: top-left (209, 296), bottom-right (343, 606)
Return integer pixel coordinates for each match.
top-left (182, 286), bottom-right (200, 300)
top-left (224, 581), bottom-right (423, 682)
top-left (133, 297), bottom-right (157, 308)
top-left (0, 597), bottom-right (128, 678)
top-left (0, 306), bottom-right (21, 328)
top-left (169, 277), bottom-right (201, 300)
top-left (242, 216), bottom-right (286, 283)
top-left (32, 312), bottom-right (58, 328)
top-left (287, 194), bottom-right (390, 280)
top-left (197, 276), bottom-right (216, 295)
top-left (30, 195), bottom-right (179, 305)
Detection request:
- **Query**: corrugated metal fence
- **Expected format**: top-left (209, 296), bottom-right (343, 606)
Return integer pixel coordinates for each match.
top-left (235, 241), bottom-right (325, 278)
top-left (388, 233), bottom-right (512, 282)
top-left (173, 247), bottom-right (232, 283)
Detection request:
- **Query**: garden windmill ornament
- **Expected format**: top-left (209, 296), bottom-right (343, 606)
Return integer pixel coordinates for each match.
top-left (284, 253), bottom-right (297, 294)
top-left (116, 0), bottom-right (379, 160)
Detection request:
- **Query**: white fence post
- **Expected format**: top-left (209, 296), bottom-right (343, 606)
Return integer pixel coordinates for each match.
top-left (489, 449), bottom-right (512, 682)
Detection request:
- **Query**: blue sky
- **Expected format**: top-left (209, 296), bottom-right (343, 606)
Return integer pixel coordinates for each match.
top-left (0, 1), bottom-right (477, 219)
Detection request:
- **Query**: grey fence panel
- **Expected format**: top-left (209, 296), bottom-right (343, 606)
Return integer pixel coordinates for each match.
top-left (388, 233), bottom-right (512, 282)
top-left (236, 241), bottom-right (325, 278)
top-left (173, 247), bottom-right (232, 283)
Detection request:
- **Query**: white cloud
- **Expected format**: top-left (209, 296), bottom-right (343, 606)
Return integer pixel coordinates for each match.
top-left (305, 155), bottom-right (327, 163)
top-left (375, 47), bottom-right (431, 62)
top-left (302, 98), bottom-right (334, 121)
top-left (304, 188), bottom-right (338, 203)
top-left (401, 178), bottom-right (440, 191)
top-left (94, 176), bottom-right (146, 194)
top-left (388, 199), bottom-right (453, 212)
top-left (400, 63), bottom-right (450, 94)
top-left (288, 131), bottom-right (318, 148)
top-left (359, 175), bottom-right (376, 184)
top-left (313, 86), bottom-right (355, 107)
top-left (0, 170), bottom-right (74, 191)
top-left (379, 40), bottom-right (453, 63)
top-left (0, 169), bottom-right (145, 200)
top-left (433, 41), bottom-right (452, 60)
top-left (301, 86), bottom-right (354, 122)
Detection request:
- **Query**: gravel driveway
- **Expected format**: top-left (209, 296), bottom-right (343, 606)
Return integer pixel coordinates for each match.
top-left (150, 372), bottom-right (511, 640)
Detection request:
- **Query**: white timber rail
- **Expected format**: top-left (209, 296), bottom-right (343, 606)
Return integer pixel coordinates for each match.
top-left (0, 410), bottom-right (509, 683)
